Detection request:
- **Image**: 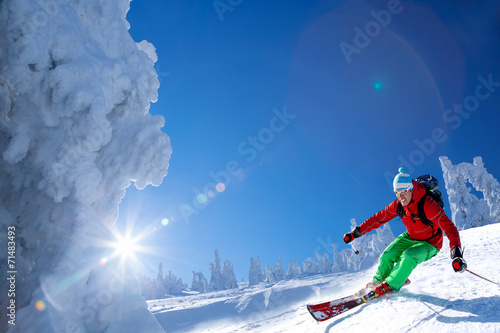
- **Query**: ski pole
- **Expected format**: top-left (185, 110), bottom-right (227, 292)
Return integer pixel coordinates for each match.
top-left (465, 269), bottom-right (500, 288)
top-left (351, 243), bottom-right (360, 255)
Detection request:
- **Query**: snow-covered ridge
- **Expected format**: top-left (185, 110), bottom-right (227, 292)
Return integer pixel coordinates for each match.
top-left (151, 223), bottom-right (500, 332)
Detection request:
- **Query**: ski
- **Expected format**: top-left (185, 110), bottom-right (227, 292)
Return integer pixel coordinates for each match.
top-left (306, 279), bottom-right (410, 322)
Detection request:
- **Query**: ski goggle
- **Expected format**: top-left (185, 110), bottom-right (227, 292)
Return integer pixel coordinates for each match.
top-left (395, 187), bottom-right (412, 195)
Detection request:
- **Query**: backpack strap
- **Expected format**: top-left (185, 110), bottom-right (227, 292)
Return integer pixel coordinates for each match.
top-left (398, 195), bottom-right (435, 226)
top-left (398, 196), bottom-right (443, 242)
top-left (417, 196), bottom-right (433, 226)
top-left (396, 199), bottom-right (424, 221)
top-left (397, 202), bottom-right (404, 219)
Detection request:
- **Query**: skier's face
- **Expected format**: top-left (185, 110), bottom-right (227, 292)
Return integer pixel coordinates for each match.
top-left (396, 189), bottom-right (412, 206)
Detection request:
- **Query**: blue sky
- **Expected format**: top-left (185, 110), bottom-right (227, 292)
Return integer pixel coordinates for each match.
top-left (118, 0), bottom-right (500, 282)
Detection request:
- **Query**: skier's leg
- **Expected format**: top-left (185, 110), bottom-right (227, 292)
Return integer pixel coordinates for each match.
top-left (385, 241), bottom-right (439, 291)
top-left (373, 232), bottom-right (414, 284)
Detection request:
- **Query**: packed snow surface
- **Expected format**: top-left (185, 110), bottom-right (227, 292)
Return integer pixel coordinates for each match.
top-left (150, 223), bottom-right (500, 332)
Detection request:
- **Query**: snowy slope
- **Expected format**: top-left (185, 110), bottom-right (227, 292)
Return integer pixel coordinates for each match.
top-left (150, 223), bottom-right (500, 332)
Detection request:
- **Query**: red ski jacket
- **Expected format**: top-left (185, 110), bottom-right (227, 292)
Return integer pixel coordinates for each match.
top-left (358, 180), bottom-right (461, 250)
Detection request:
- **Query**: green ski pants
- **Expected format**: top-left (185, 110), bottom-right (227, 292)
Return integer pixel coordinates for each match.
top-left (373, 232), bottom-right (439, 291)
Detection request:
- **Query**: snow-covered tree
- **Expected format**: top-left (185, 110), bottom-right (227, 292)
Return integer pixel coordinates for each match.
top-left (262, 257), bottom-right (287, 283)
top-left (191, 271), bottom-right (209, 294)
top-left (264, 263), bottom-right (274, 282)
top-left (208, 249), bottom-right (238, 291)
top-left (286, 260), bottom-right (302, 278)
top-left (440, 156), bottom-right (499, 229)
top-left (164, 271), bottom-right (187, 295)
top-left (303, 257), bottom-right (317, 275)
top-left (274, 257), bottom-right (287, 281)
top-left (209, 249), bottom-right (224, 291)
top-left (317, 253), bottom-right (333, 274)
top-left (222, 260), bottom-right (239, 290)
top-left (332, 243), bottom-right (347, 272)
top-left (155, 262), bottom-right (166, 298)
top-left (249, 257), bottom-right (264, 286)
top-left (0, 1), bottom-right (170, 331)
top-left (138, 267), bottom-right (186, 299)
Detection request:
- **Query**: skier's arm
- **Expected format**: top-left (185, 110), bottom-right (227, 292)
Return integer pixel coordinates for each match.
top-left (424, 196), bottom-right (462, 249)
top-left (357, 200), bottom-right (399, 235)
top-left (424, 197), bottom-right (466, 273)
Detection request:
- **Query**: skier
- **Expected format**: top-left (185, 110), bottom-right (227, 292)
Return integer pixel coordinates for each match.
top-left (343, 168), bottom-right (467, 298)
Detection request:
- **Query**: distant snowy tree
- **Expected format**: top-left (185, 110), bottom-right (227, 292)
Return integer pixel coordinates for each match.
top-left (332, 243), bottom-right (347, 272)
top-left (191, 271), bottom-right (209, 293)
top-left (317, 253), bottom-right (333, 274)
top-left (249, 257), bottom-right (264, 286)
top-left (303, 257), bottom-right (317, 275)
top-left (157, 262), bottom-right (164, 280)
top-left (164, 270), bottom-right (187, 295)
top-left (223, 260), bottom-right (239, 289)
top-left (264, 263), bottom-right (273, 283)
top-left (262, 258), bottom-right (287, 283)
top-left (440, 156), bottom-right (499, 229)
top-left (155, 263), bottom-right (166, 298)
top-left (286, 260), bottom-right (302, 278)
top-left (274, 257), bottom-right (287, 281)
top-left (209, 249), bottom-right (224, 291)
top-left (208, 249), bottom-right (237, 291)
top-left (138, 268), bottom-right (186, 299)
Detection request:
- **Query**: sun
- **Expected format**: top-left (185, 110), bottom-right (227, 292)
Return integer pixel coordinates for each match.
top-left (113, 234), bottom-right (138, 260)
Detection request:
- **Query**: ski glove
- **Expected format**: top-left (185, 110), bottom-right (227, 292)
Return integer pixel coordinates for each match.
top-left (343, 226), bottom-right (362, 244)
top-left (451, 246), bottom-right (467, 273)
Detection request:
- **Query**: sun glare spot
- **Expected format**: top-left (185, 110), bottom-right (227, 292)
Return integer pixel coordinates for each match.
top-left (216, 183), bottom-right (225, 192)
top-left (114, 235), bottom-right (137, 259)
top-left (161, 218), bottom-right (169, 226)
top-left (197, 193), bottom-right (208, 204)
top-left (35, 300), bottom-right (46, 311)
top-left (99, 257), bottom-right (108, 265)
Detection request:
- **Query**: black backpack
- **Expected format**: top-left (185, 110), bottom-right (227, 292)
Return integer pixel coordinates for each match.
top-left (396, 174), bottom-right (444, 226)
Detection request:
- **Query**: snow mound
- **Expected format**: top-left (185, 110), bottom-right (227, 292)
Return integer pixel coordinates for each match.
top-left (0, 0), bottom-right (170, 332)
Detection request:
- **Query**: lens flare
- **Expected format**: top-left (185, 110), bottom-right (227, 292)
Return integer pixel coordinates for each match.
top-left (35, 300), bottom-right (46, 311)
top-left (216, 183), bottom-right (225, 192)
top-left (197, 193), bottom-right (208, 204)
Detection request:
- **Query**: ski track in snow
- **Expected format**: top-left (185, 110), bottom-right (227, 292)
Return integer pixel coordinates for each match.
top-left (149, 224), bottom-right (500, 332)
